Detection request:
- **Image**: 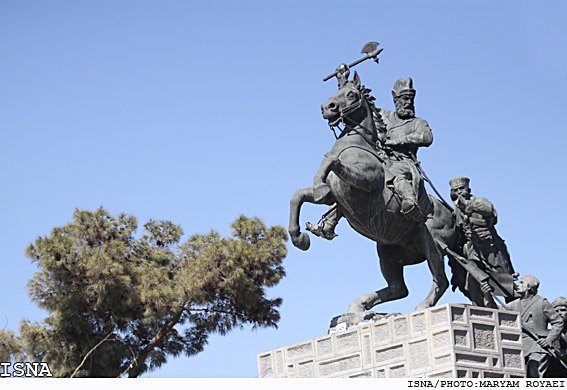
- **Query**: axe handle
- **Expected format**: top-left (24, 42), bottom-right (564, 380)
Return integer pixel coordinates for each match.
top-left (323, 48), bottom-right (384, 82)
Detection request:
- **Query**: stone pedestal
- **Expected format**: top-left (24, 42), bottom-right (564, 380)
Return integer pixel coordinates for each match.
top-left (257, 303), bottom-right (526, 378)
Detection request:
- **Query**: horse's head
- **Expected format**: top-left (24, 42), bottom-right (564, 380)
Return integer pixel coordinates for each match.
top-left (321, 71), bottom-right (376, 130)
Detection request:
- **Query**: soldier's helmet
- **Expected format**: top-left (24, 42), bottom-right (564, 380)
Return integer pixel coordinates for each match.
top-left (392, 77), bottom-right (416, 98)
top-left (449, 177), bottom-right (470, 190)
top-left (553, 296), bottom-right (567, 308)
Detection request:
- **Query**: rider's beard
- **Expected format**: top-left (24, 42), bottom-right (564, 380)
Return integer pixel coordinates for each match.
top-left (396, 107), bottom-right (415, 119)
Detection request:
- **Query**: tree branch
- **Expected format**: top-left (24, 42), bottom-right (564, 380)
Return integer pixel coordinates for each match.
top-left (117, 348), bottom-right (137, 378)
top-left (70, 331), bottom-right (115, 378)
top-left (127, 307), bottom-right (186, 377)
top-left (124, 305), bottom-right (244, 377)
top-left (183, 306), bottom-right (242, 316)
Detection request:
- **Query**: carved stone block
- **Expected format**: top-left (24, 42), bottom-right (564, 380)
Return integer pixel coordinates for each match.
top-left (258, 303), bottom-right (526, 378)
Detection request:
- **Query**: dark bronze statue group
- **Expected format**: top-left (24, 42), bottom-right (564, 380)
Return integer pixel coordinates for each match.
top-left (288, 43), bottom-right (567, 378)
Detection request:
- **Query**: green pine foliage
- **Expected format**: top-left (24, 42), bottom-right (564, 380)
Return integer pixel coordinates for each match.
top-left (0, 329), bottom-right (20, 362)
top-left (12, 207), bottom-right (287, 377)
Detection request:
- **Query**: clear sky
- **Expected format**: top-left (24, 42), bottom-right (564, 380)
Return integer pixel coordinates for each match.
top-left (1, 0), bottom-right (566, 378)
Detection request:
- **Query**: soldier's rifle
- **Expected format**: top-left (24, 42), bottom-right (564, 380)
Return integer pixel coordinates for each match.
top-left (492, 295), bottom-right (567, 372)
top-left (436, 241), bottom-right (567, 372)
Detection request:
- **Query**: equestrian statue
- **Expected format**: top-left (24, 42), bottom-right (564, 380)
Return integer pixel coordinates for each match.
top-left (288, 42), bottom-right (459, 324)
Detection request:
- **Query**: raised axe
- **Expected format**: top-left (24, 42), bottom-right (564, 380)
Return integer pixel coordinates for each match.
top-left (323, 41), bottom-right (383, 82)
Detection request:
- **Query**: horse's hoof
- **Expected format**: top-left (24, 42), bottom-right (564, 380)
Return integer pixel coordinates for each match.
top-left (329, 311), bottom-right (379, 329)
top-left (291, 232), bottom-right (310, 251)
top-left (347, 293), bottom-right (376, 313)
top-left (330, 313), bottom-right (363, 327)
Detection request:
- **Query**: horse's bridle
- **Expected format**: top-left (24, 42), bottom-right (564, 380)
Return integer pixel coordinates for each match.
top-left (329, 95), bottom-right (374, 142)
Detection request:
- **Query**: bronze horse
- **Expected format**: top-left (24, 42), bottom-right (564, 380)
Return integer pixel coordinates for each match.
top-left (289, 72), bottom-right (457, 323)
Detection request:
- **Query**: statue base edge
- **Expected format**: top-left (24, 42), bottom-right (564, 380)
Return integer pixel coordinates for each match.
top-left (258, 303), bottom-right (526, 378)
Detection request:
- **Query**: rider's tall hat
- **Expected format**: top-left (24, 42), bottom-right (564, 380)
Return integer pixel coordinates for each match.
top-left (449, 176), bottom-right (470, 189)
top-left (392, 77), bottom-right (416, 97)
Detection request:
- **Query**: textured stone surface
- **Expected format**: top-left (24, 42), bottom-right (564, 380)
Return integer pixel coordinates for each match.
top-left (374, 322), bottom-right (390, 344)
top-left (499, 312), bottom-right (519, 327)
top-left (431, 307), bottom-right (448, 327)
top-left (429, 369), bottom-right (454, 378)
top-left (470, 309), bottom-right (494, 320)
top-left (500, 332), bottom-right (521, 343)
top-left (455, 353), bottom-right (488, 366)
top-left (375, 344), bottom-right (404, 363)
top-left (393, 316), bottom-right (409, 338)
top-left (362, 334), bottom-right (372, 365)
top-left (316, 337), bottom-right (333, 356)
top-left (258, 304), bottom-right (525, 378)
top-left (412, 313), bottom-right (427, 335)
top-left (336, 331), bottom-right (359, 353)
top-left (258, 354), bottom-right (272, 377)
top-left (434, 353), bottom-right (452, 366)
top-left (286, 341), bottom-right (313, 361)
top-left (472, 323), bottom-right (496, 350)
top-left (350, 370), bottom-right (372, 378)
top-left (389, 364), bottom-right (406, 378)
top-left (453, 329), bottom-right (469, 348)
top-left (433, 329), bottom-right (451, 349)
top-left (452, 306), bottom-right (466, 323)
top-left (318, 355), bottom-right (361, 377)
top-left (297, 360), bottom-right (315, 378)
top-left (274, 350), bottom-right (284, 376)
top-left (408, 339), bottom-right (430, 370)
top-left (503, 348), bottom-right (523, 369)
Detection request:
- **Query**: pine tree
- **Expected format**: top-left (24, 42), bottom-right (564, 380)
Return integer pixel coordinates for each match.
top-left (10, 207), bottom-right (287, 377)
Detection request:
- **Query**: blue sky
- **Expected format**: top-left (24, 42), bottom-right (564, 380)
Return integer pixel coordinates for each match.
top-left (1, 0), bottom-right (566, 378)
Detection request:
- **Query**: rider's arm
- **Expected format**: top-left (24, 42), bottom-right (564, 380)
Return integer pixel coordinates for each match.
top-left (544, 299), bottom-right (565, 346)
top-left (385, 119), bottom-right (433, 147)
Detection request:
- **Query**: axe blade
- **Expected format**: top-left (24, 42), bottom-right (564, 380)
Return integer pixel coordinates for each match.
top-left (361, 41), bottom-right (379, 55)
top-left (322, 41), bottom-right (382, 82)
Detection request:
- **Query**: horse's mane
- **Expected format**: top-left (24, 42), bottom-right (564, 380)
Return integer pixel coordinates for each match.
top-left (353, 82), bottom-right (386, 133)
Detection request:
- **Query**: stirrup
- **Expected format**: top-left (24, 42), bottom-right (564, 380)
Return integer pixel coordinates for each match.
top-left (306, 222), bottom-right (338, 240)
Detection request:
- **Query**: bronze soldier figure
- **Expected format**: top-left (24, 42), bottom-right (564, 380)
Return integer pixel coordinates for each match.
top-left (547, 297), bottom-right (567, 377)
top-left (448, 176), bottom-right (516, 308)
top-left (506, 276), bottom-right (564, 378)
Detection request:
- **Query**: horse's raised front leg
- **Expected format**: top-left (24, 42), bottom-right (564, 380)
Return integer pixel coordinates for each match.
top-left (312, 155), bottom-right (335, 202)
top-left (289, 186), bottom-right (334, 251)
top-left (414, 225), bottom-right (449, 311)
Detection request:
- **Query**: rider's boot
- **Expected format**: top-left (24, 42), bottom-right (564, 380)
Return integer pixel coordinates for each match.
top-left (394, 178), bottom-right (425, 222)
top-left (306, 206), bottom-right (339, 240)
top-left (306, 220), bottom-right (338, 240)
